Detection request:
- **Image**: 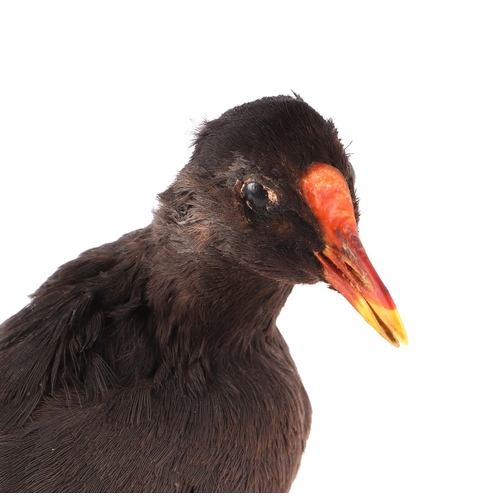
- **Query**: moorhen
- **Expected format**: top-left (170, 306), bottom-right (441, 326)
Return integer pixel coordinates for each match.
top-left (0, 95), bottom-right (406, 492)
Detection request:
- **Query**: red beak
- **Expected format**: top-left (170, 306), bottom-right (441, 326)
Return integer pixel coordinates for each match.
top-left (301, 163), bottom-right (407, 347)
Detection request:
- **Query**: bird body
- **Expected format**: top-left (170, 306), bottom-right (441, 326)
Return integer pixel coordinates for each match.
top-left (0, 96), bottom-right (406, 492)
top-left (0, 226), bottom-right (310, 492)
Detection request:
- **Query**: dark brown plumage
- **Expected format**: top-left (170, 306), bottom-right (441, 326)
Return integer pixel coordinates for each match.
top-left (0, 95), bottom-right (405, 492)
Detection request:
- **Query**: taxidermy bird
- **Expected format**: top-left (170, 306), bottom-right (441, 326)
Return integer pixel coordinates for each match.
top-left (0, 95), bottom-right (407, 493)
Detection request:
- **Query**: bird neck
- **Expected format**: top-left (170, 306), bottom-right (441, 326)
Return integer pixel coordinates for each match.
top-left (147, 245), bottom-right (294, 363)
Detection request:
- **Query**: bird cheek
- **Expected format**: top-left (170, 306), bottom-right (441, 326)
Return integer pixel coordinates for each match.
top-left (271, 219), bottom-right (294, 236)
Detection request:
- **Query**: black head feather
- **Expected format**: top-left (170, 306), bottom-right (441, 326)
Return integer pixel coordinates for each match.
top-left (156, 95), bottom-right (357, 284)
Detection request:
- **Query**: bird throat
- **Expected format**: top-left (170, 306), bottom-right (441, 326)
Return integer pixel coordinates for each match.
top-left (148, 249), bottom-right (294, 365)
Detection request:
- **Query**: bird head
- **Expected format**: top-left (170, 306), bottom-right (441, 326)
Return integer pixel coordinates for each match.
top-left (157, 95), bottom-right (407, 347)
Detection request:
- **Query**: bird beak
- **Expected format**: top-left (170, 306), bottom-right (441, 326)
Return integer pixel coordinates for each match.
top-left (300, 163), bottom-right (407, 347)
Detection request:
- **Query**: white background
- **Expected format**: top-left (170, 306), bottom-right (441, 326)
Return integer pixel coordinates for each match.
top-left (1, 1), bottom-right (499, 497)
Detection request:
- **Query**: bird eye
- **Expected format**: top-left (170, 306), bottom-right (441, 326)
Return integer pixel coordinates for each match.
top-left (243, 182), bottom-right (269, 209)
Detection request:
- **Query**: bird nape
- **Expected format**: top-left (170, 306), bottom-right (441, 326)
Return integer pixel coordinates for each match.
top-left (0, 95), bottom-right (406, 493)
